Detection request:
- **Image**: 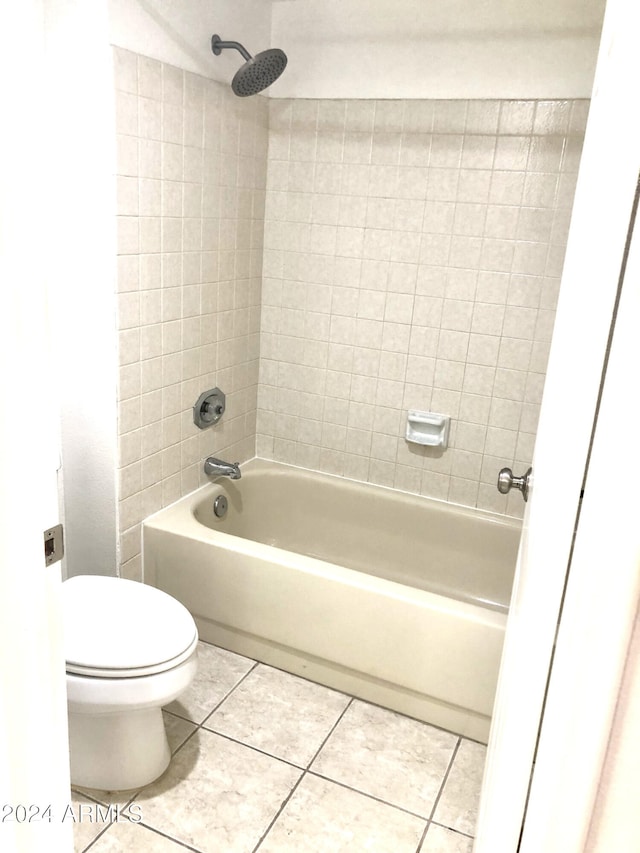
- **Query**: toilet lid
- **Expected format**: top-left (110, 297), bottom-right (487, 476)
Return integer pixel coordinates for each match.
top-left (62, 576), bottom-right (198, 676)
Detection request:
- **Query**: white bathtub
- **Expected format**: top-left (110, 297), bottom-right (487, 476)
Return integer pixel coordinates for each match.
top-left (143, 459), bottom-right (521, 742)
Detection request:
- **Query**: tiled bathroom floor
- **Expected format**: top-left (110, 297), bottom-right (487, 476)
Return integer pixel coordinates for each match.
top-left (71, 641), bottom-right (485, 853)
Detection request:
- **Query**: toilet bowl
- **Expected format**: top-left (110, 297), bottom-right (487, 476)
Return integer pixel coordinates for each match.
top-left (62, 575), bottom-right (198, 791)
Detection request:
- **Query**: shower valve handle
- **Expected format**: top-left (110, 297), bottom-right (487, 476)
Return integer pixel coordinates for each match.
top-left (497, 467), bottom-right (532, 502)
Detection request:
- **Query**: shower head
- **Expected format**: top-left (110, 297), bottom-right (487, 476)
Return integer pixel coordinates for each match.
top-left (211, 34), bottom-right (287, 97)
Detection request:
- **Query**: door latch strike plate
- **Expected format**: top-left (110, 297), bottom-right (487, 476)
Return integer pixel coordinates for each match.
top-left (44, 524), bottom-right (64, 567)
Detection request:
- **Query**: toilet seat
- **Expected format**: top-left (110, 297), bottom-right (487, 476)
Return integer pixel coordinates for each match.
top-left (66, 634), bottom-right (199, 678)
top-left (63, 575), bottom-right (198, 679)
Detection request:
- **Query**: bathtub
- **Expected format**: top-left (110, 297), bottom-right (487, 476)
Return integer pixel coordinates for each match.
top-left (143, 459), bottom-right (521, 742)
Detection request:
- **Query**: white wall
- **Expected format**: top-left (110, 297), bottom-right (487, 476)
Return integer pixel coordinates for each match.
top-left (46, 0), bottom-right (120, 578)
top-left (269, 0), bottom-right (606, 99)
top-left (109, 1), bottom-right (605, 100)
top-left (109, 0), bottom-right (272, 83)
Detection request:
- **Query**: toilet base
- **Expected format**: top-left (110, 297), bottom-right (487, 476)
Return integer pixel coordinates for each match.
top-left (68, 705), bottom-right (171, 791)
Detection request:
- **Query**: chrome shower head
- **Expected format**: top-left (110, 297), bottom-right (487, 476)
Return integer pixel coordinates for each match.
top-left (211, 34), bottom-right (287, 97)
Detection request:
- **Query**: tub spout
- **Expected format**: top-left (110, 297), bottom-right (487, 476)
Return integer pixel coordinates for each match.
top-left (204, 457), bottom-right (242, 479)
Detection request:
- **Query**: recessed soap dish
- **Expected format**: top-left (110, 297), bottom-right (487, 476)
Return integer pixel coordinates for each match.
top-left (405, 410), bottom-right (450, 449)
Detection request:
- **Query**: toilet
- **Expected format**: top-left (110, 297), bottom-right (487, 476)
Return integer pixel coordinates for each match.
top-left (62, 575), bottom-right (198, 791)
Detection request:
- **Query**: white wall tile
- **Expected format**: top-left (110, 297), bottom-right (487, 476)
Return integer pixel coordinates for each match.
top-left (114, 49), bottom-right (268, 571)
top-left (114, 74), bottom-right (584, 543)
top-left (258, 97), bottom-right (583, 517)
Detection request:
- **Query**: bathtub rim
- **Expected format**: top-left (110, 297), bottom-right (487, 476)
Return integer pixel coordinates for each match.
top-left (146, 457), bottom-right (522, 530)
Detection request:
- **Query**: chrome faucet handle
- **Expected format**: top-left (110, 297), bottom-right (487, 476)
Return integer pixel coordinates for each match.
top-left (497, 466), bottom-right (532, 502)
top-left (194, 388), bottom-right (225, 429)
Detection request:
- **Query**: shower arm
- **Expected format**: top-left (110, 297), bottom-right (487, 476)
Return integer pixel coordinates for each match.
top-left (211, 36), bottom-right (252, 62)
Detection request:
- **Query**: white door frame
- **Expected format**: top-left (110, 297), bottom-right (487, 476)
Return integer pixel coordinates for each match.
top-left (476, 0), bottom-right (640, 849)
top-left (521, 164), bottom-right (640, 853)
top-left (0, 1), bottom-right (73, 850)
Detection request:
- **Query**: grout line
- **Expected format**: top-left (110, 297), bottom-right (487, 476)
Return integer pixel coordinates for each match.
top-left (193, 727), bottom-right (307, 772)
top-left (427, 736), bottom-right (461, 824)
top-left (163, 657), bottom-right (260, 731)
top-left (429, 820), bottom-right (474, 839)
top-left (416, 821), bottom-right (475, 853)
top-left (170, 682), bottom-right (355, 771)
top-left (415, 821), bottom-right (430, 853)
top-left (198, 659), bottom-right (261, 727)
top-left (306, 696), bottom-right (354, 768)
top-left (81, 817), bottom-right (205, 853)
top-left (414, 736), bottom-right (462, 852)
top-left (163, 717), bottom-right (201, 756)
top-left (305, 768), bottom-right (433, 823)
top-left (81, 824), bottom-right (113, 852)
top-left (416, 820), bottom-right (431, 853)
top-left (142, 660), bottom-right (264, 780)
top-left (134, 821), bottom-right (205, 852)
top-left (249, 771), bottom-right (307, 853)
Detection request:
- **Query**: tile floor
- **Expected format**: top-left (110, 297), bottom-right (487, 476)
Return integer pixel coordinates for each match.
top-left (72, 641), bottom-right (485, 852)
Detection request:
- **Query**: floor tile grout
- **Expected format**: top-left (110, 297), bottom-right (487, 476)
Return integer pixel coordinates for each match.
top-left (416, 736), bottom-right (463, 852)
top-left (249, 770), bottom-right (307, 853)
top-left (188, 725), bottom-right (307, 771)
top-left (429, 820), bottom-right (474, 839)
top-left (428, 736), bottom-right (462, 823)
top-left (80, 824), bottom-right (111, 853)
top-left (304, 695), bottom-right (354, 767)
top-left (304, 767), bottom-right (433, 822)
top-left (81, 818), bottom-right (205, 853)
top-left (165, 656), bottom-right (261, 729)
top-left (134, 821), bottom-right (205, 852)
top-left (198, 659), bottom-right (261, 727)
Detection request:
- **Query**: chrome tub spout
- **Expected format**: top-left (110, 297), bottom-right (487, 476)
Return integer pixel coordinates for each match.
top-left (204, 457), bottom-right (242, 479)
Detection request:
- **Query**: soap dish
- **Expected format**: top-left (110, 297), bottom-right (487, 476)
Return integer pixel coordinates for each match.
top-left (405, 410), bottom-right (450, 449)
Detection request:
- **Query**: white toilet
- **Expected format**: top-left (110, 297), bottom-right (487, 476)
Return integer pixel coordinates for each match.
top-left (62, 575), bottom-right (198, 791)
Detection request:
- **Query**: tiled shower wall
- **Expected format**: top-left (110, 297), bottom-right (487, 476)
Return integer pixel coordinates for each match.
top-left (257, 98), bottom-right (587, 516)
top-left (113, 48), bottom-right (268, 579)
top-left (112, 55), bottom-right (587, 574)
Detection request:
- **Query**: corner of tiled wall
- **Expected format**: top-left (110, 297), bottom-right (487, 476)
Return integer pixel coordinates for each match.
top-left (113, 47), bottom-right (268, 579)
top-left (257, 96), bottom-right (588, 518)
